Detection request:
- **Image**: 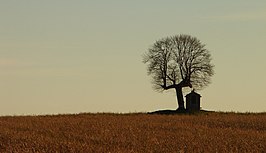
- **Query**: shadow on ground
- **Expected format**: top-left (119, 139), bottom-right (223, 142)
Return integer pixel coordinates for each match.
top-left (148, 109), bottom-right (213, 115)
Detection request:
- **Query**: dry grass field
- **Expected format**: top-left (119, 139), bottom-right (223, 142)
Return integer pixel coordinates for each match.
top-left (0, 112), bottom-right (265, 152)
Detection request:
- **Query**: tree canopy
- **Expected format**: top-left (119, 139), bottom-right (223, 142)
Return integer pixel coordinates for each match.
top-left (143, 34), bottom-right (214, 91)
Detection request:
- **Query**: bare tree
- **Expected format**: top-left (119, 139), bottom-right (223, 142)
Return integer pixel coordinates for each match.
top-left (143, 34), bottom-right (214, 110)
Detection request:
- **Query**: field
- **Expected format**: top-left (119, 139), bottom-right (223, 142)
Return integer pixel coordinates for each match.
top-left (0, 112), bottom-right (265, 152)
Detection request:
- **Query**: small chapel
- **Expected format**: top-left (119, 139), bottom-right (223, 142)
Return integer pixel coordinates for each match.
top-left (185, 90), bottom-right (201, 111)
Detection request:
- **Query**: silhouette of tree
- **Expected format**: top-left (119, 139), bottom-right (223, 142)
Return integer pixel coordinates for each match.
top-left (143, 34), bottom-right (214, 110)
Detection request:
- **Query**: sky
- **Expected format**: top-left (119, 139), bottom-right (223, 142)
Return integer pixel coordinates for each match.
top-left (0, 1), bottom-right (266, 115)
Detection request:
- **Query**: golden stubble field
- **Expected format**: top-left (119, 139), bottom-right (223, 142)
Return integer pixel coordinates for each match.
top-left (0, 112), bottom-right (265, 153)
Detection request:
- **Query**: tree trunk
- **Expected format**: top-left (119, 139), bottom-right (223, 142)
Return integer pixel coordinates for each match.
top-left (175, 87), bottom-right (185, 111)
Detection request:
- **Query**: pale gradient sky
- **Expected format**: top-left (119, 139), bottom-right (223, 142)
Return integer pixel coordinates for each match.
top-left (0, 1), bottom-right (266, 115)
